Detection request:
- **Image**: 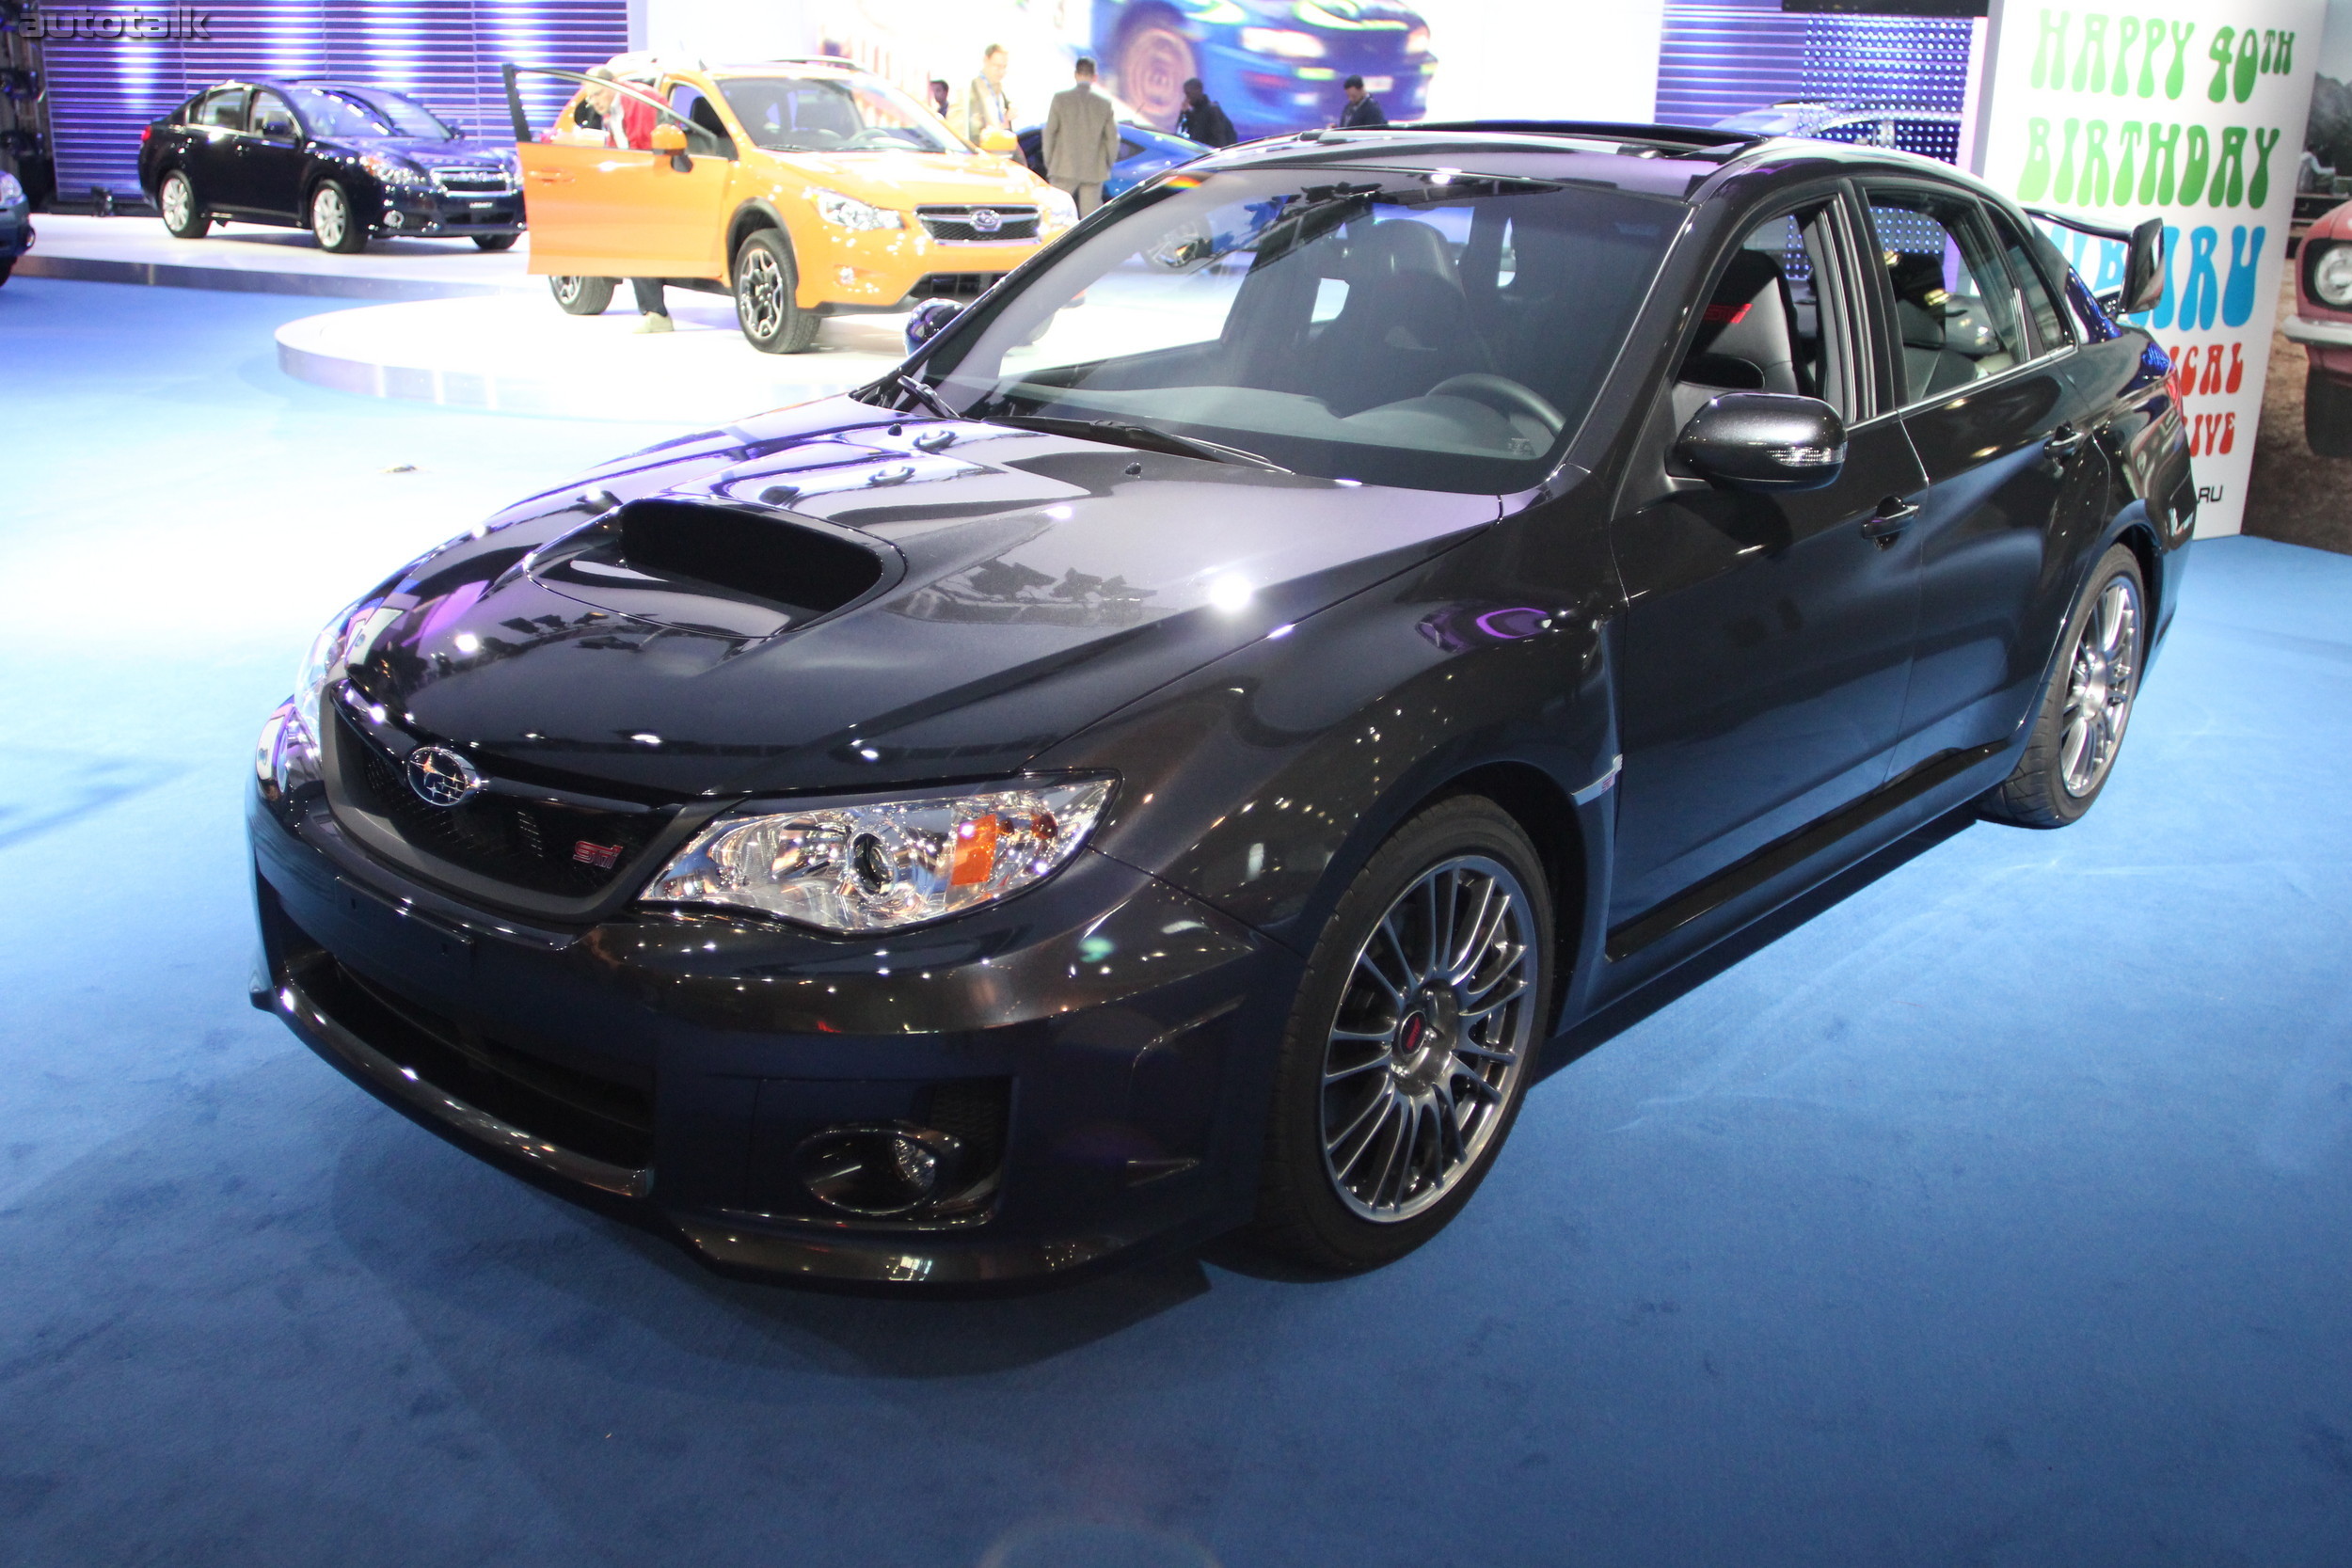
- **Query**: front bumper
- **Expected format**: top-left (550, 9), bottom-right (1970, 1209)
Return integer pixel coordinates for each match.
top-left (249, 783), bottom-right (1289, 1290)
top-left (801, 226), bottom-right (1056, 311)
top-left (1205, 42), bottom-right (1438, 137)
top-left (376, 185), bottom-right (524, 238)
top-left (2284, 309), bottom-right (2352, 379)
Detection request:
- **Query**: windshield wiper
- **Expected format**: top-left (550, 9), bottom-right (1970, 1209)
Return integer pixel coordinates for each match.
top-left (889, 372), bottom-right (960, 421)
top-left (984, 414), bottom-right (1291, 474)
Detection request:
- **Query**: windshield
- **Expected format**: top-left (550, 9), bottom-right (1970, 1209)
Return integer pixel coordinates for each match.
top-left (290, 86), bottom-right (454, 141)
top-left (918, 166), bottom-right (1680, 492)
top-left (714, 74), bottom-right (961, 155)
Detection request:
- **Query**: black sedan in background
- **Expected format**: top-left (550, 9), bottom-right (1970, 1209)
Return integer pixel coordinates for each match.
top-left (139, 79), bottom-right (521, 252)
top-left (250, 122), bottom-right (2192, 1290)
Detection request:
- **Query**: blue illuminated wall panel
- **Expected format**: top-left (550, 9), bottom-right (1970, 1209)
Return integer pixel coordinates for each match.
top-left (40, 0), bottom-right (629, 201)
top-left (1657, 0), bottom-right (1973, 152)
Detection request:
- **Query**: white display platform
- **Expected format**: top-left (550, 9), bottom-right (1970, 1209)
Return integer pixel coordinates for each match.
top-left (274, 291), bottom-right (914, 422)
top-left (16, 213), bottom-right (533, 300)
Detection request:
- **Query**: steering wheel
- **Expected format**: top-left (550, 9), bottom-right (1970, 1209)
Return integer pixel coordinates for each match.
top-left (1425, 374), bottom-right (1567, 437)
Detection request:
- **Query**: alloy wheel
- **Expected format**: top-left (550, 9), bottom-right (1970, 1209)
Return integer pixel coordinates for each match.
top-left (312, 185), bottom-right (346, 248)
top-left (161, 173), bottom-right (193, 231)
top-left (554, 277), bottom-right (583, 306)
top-left (2060, 575), bottom-right (2140, 797)
top-left (1320, 854), bottom-right (1537, 1223)
top-left (738, 247), bottom-right (785, 341)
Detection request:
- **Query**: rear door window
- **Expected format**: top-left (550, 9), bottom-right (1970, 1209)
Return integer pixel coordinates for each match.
top-left (1989, 210), bottom-right (2073, 356)
top-left (1862, 188), bottom-right (2029, 405)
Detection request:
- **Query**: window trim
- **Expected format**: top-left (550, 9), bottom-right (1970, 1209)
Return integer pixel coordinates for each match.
top-left (1854, 178), bottom-right (2073, 416)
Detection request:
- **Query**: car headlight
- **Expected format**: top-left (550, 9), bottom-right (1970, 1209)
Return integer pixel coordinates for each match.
top-left (2313, 242), bottom-right (2352, 309)
top-left (1241, 26), bottom-right (1327, 59)
top-left (641, 777), bottom-right (1115, 933)
top-left (1404, 26), bottom-right (1432, 56)
top-left (1037, 183), bottom-right (1079, 226)
top-left (286, 594), bottom-right (403, 761)
top-left (360, 152), bottom-right (429, 188)
top-left (255, 699), bottom-right (322, 800)
top-left (0, 171), bottom-right (24, 207)
top-left (811, 187), bottom-right (903, 230)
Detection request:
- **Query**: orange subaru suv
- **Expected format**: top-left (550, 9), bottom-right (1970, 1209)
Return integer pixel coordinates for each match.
top-left (503, 59), bottom-right (1076, 352)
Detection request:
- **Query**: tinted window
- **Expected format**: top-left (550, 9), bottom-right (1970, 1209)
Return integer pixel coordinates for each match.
top-left (194, 88), bottom-right (246, 129)
top-left (1678, 206), bottom-right (1847, 416)
top-left (246, 89), bottom-right (295, 135)
top-left (924, 166), bottom-right (1680, 491)
top-left (1991, 211), bottom-right (2070, 355)
top-left (666, 82), bottom-right (737, 157)
top-left (1864, 189), bottom-right (2026, 404)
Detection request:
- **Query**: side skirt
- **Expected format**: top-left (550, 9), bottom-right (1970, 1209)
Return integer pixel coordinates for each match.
top-left (1603, 741), bottom-right (2004, 963)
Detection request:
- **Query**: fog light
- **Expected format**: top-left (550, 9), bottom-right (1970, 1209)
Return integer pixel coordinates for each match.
top-left (383, 210), bottom-right (404, 230)
top-left (793, 1122), bottom-right (962, 1216)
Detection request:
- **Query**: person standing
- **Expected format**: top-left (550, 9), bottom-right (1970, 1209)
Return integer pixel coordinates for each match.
top-left (1174, 78), bottom-right (1235, 148)
top-left (1337, 74), bottom-right (1388, 129)
top-left (929, 79), bottom-right (952, 119)
top-left (965, 44), bottom-right (1014, 147)
top-left (1043, 57), bottom-right (1120, 215)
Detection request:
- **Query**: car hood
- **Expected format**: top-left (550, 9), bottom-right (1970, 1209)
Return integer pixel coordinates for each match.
top-left (335, 135), bottom-right (508, 167)
top-left (338, 399), bottom-right (1501, 801)
top-left (749, 148), bottom-right (1044, 203)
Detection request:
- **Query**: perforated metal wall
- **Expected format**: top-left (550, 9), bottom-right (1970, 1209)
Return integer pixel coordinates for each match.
top-left (40, 1), bottom-right (628, 202)
top-left (1657, 0), bottom-right (1974, 153)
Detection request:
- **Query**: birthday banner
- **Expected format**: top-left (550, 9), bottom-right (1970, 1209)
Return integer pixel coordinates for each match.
top-left (1979, 0), bottom-right (2325, 534)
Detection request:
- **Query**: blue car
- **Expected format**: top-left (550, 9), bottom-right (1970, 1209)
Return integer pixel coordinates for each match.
top-left (1093, 0), bottom-right (1434, 141)
top-left (0, 167), bottom-right (32, 285)
top-left (1016, 120), bottom-right (1210, 198)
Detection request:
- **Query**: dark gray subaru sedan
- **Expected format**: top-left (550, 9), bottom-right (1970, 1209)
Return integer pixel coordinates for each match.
top-left (250, 121), bottom-right (2193, 1289)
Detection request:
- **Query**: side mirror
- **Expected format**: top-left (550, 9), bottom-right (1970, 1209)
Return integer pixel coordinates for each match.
top-left (1674, 392), bottom-right (1847, 493)
top-left (977, 127), bottom-right (1019, 155)
top-left (2109, 216), bottom-right (2165, 317)
top-left (905, 298), bottom-right (963, 355)
top-left (259, 113), bottom-right (296, 140)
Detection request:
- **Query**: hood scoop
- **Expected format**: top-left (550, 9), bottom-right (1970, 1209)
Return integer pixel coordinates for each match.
top-left (527, 498), bottom-right (899, 641)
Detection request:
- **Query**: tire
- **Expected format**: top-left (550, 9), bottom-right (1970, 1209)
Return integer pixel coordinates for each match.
top-left (1113, 13), bottom-right (1199, 132)
top-left (1246, 795), bottom-right (1554, 1273)
top-left (1982, 543), bottom-right (2147, 828)
top-left (733, 229), bottom-right (819, 354)
top-left (472, 233), bottom-right (518, 253)
top-left (2306, 366), bottom-right (2352, 459)
top-left (310, 181), bottom-right (367, 253)
top-left (548, 275), bottom-right (615, 316)
top-left (159, 168), bottom-right (210, 239)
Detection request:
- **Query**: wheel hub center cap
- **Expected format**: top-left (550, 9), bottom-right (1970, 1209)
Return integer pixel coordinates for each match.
top-left (1391, 990), bottom-right (1458, 1087)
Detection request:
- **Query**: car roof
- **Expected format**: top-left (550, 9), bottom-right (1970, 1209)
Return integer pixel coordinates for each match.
top-left (1191, 119), bottom-right (2006, 209)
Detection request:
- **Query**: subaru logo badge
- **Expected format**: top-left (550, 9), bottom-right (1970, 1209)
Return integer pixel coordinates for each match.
top-left (405, 745), bottom-right (484, 808)
top-left (969, 207), bottom-right (1002, 234)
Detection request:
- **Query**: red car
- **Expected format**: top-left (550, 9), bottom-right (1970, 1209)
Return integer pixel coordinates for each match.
top-left (2287, 198), bottom-right (2352, 457)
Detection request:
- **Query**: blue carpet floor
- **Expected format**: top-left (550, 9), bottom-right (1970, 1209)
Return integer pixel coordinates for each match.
top-left (3, 276), bottom-right (2350, 1567)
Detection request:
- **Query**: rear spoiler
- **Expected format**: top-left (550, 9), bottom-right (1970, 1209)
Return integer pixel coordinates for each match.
top-left (2026, 208), bottom-right (2165, 317)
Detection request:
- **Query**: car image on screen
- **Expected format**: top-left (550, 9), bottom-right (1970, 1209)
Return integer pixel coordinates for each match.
top-left (1095, 0), bottom-right (1435, 139)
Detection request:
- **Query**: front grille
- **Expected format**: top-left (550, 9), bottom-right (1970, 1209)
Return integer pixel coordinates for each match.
top-left (334, 708), bottom-right (670, 898)
top-left (921, 1077), bottom-right (1012, 1184)
top-left (916, 205), bottom-right (1040, 243)
top-left (910, 271), bottom-right (1006, 301)
top-left (430, 166), bottom-right (515, 194)
top-left (295, 940), bottom-right (654, 1171)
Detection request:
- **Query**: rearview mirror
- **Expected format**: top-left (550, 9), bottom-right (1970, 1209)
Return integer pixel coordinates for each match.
top-left (977, 127), bottom-right (1019, 155)
top-left (1674, 392), bottom-right (1847, 493)
top-left (905, 298), bottom-right (963, 355)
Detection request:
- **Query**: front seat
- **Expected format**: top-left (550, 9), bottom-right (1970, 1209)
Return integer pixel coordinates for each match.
top-left (1304, 218), bottom-right (1493, 415)
top-left (1680, 246), bottom-right (1804, 395)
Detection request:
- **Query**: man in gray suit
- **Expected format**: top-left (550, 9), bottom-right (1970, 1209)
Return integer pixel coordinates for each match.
top-left (1042, 57), bottom-right (1120, 215)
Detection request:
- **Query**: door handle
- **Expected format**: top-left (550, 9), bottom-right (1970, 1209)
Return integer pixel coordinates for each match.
top-left (529, 170), bottom-right (573, 184)
top-left (2043, 424), bottom-right (2091, 457)
top-left (1860, 497), bottom-right (1918, 542)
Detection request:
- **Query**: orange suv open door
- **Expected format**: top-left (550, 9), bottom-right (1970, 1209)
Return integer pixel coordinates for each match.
top-left (504, 65), bottom-right (734, 281)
